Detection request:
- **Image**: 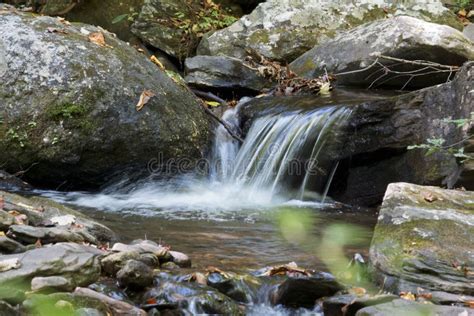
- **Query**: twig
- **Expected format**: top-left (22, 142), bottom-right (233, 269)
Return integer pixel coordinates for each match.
top-left (375, 53), bottom-right (460, 70)
top-left (191, 89), bottom-right (227, 107)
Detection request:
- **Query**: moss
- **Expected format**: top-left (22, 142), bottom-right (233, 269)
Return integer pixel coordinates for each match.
top-left (46, 102), bottom-right (89, 121)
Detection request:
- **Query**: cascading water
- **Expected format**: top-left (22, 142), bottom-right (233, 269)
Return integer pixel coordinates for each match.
top-left (40, 102), bottom-right (351, 219)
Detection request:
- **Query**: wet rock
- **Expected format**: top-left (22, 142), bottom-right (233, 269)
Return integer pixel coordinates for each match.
top-left (271, 273), bottom-right (344, 308)
top-left (116, 260), bottom-right (154, 289)
top-left (1, 191), bottom-right (114, 244)
top-left (74, 287), bottom-right (147, 315)
top-left (160, 261), bottom-right (180, 270)
top-left (355, 299), bottom-right (474, 316)
top-left (7, 225), bottom-right (87, 245)
top-left (100, 251), bottom-right (140, 276)
top-left (169, 251), bottom-right (191, 268)
top-left (198, 0), bottom-right (461, 63)
top-left (31, 276), bottom-right (71, 292)
top-left (0, 170), bottom-right (31, 192)
top-left (0, 236), bottom-right (26, 254)
top-left (184, 55), bottom-right (271, 92)
top-left (0, 243), bottom-right (102, 295)
top-left (0, 8), bottom-right (213, 189)
top-left (429, 291), bottom-right (474, 306)
top-left (291, 16), bottom-right (474, 89)
top-left (144, 281), bottom-right (243, 315)
top-left (323, 294), bottom-right (398, 316)
top-left (369, 183), bottom-right (474, 295)
top-left (0, 210), bottom-right (18, 232)
top-left (207, 272), bottom-right (259, 303)
top-left (241, 62), bottom-right (474, 205)
top-left (138, 253), bottom-right (160, 268)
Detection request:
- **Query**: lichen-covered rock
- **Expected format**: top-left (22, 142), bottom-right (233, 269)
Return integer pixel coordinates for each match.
top-left (1, 191), bottom-right (115, 244)
top-left (169, 251), bottom-right (191, 268)
top-left (116, 259), bottom-right (154, 289)
top-left (0, 243), bottom-right (103, 294)
top-left (31, 276), bottom-right (71, 292)
top-left (131, 0), bottom-right (238, 59)
top-left (197, 0), bottom-right (462, 63)
top-left (291, 16), bottom-right (474, 89)
top-left (0, 7), bottom-right (213, 188)
top-left (369, 183), bottom-right (474, 295)
top-left (7, 225), bottom-right (87, 245)
top-left (184, 55), bottom-right (271, 92)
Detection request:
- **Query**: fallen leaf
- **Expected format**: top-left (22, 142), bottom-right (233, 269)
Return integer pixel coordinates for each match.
top-left (47, 27), bottom-right (68, 34)
top-left (205, 101), bottom-right (221, 108)
top-left (319, 82), bottom-right (331, 95)
top-left (35, 239), bottom-right (42, 248)
top-left (57, 17), bottom-right (71, 26)
top-left (0, 231), bottom-right (5, 237)
top-left (8, 210), bottom-right (21, 216)
top-left (146, 298), bottom-right (157, 305)
top-left (465, 300), bottom-right (474, 308)
top-left (400, 292), bottom-right (416, 301)
top-left (88, 32), bottom-right (109, 47)
top-left (349, 287), bottom-right (367, 296)
top-left (458, 9), bottom-right (467, 17)
top-left (0, 258), bottom-right (21, 272)
top-left (190, 272), bottom-right (207, 285)
top-left (150, 55), bottom-right (165, 70)
top-left (422, 191), bottom-right (437, 202)
top-left (262, 262), bottom-right (311, 277)
top-left (0, 195), bottom-right (4, 210)
top-left (14, 214), bottom-right (28, 225)
top-left (136, 90), bottom-right (155, 111)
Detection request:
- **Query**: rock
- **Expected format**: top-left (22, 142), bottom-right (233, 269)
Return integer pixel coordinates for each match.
top-left (7, 225), bottom-right (87, 245)
top-left (429, 291), bottom-right (474, 306)
top-left (31, 276), bottom-right (71, 292)
top-left (23, 292), bottom-right (109, 316)
top-left (0, 243), bottom-right (102, 295)
top-left (0, 170), bottom-right (31, 192)
top-left (169, 251), bottom-right (191, 268)
top-left (131, 0), bottom-right (238, 60)
top-left (100, 251), bottom-right (140, 276)
top-left (0, 236), bottom-right (26, 254)
top-left (160, 261), bottom-right (180, 270)
top-left (116, 260), bottom-right (154, 289)
top-left (291, 16), bottom-right (474, 89)
top-left (75, 308), bottom-right (105, 316)
top-left (241, 62), bottom-right (474, 206)
top-left (1, 191), bottom-right (114, 244)
top-left (207, 272), bottom-right (259, 303)
top-left (355, 299), bottom-right (474, 316)
top-left (0, 8), bottom-right (213, 189)
top-left (271, 274), bottom-right (345, 308)
top-left (184, 55), bottom-right (271, 92)
top-left (369, 183), bottom-right (474, 295)
top-left (111, 240), bottom-right (169, 259)
top-left (464, 23), bottom-right (474, 42)
top-left (74, 287), bottom-right (147, 316)
top-left (144, 281), bottom-right (243, 315)
top-left (323, 294), bottom-right (398, 316)
top-left (197, 0), bottom-right (461, 63)
top-left (0, 210), bottom-right (18, 232)
top-left (0, 300), bottom-right (17, 316)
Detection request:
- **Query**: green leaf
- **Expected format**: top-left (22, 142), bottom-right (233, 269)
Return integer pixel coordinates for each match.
top-left (112, 14), bottom-right (129, 24)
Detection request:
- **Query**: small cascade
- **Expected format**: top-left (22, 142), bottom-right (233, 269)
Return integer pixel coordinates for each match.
top-left (212, 106), bottom-right (351, 202)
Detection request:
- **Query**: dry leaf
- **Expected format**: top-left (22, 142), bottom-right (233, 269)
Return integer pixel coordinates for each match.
top-left (465, 300), bottom-right (474, 308)
top-left (190, 272), bottom-right (207, 285)
top-left (8, 210), bottom-right (21, 216)
top-left (150, 55), bottom-right (165, 70)
top-left (35, 239), bottom-right (42, 248)
top-left (0, 195), bottom-right (4, 210)
top-left (88, 32), bottom-right (110, 47)
top-left (422, 192), bottom-right (437, 202)
top-left (400, 292), bottom-right (416, 301)
top-left (136, 90), bottom-right (155, 111)
top-left (0, 231), bottom-right (5, 237)
top-left (57, 17), bottom-right (71, 26)
top-left (458, 9), bottom-right (467, 17)
top-left (349, 287), bottom-right (367, 296)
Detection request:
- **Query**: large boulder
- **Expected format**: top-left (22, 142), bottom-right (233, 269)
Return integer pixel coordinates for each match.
top-left (355, 299), bottom-right (474, 316)
top-left (131, 0), bottom-right (238, 60)
top-left (369, 183), bottom-right (474, 295)
top-left (197, 0), bottom-right (462, 63)
top-left (0, 7), bottom-right (213, 188)
top-left (240, 62), bottom-right (473, 205)
top-left (291, 16), bottom-right (474, 89)
top-left (0, 243), bottom-right (103, 293)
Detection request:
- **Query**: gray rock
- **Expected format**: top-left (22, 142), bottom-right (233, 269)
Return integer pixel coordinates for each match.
top-left (160, 261), bottom-right (180, 270)
top-left (429, 291), bottom-right (474, 306)
top-left (369, 183), bottom-right (474, 295)
top-left (0, 243), bottom-right (102, 295)
top-left (7, 225), bottom-right (86, 245)
top-left (0, 300), bottom-right (17, 316)
top-left (323, 294), bottom-right (398, 316)
top-left (0, 170), bottom-right (31, 192)
top-left (241, 62), bottom-right (474, 205)
top-left (31, 276), bottom-right (71, 292)
top-left (111, 240), bottom-right (169, 258)
top-left (271, 274), bottom-right (345, 308)
top-left (464, 23), bottom-right (474, 42)
top-left (116, 259), bottom-right (154, 289)
top-left (291, 16), bottom-right (474, 89)
top-left (75, 308), bottom-right (105, 316)
top-left (184, 55), bottom-right (271, 92)
top-left (0, 236), bottom-right (26, 254)
top-left (1, 191), bottom-right (114, 244)
top-left (100, 251), bottom-right (140, 276)
top-left (0, 210), bottom-right (18, 232)
top-left (0, 8), bottom-right (213, 188)
top-left (207, 272), bottom-right (259, 303)
top-left (198, 0), bottom-right (461, 63)
top-left (169, 251), bottom-right (191, 268)
top-left (355, 299), bottom-right (474, 316)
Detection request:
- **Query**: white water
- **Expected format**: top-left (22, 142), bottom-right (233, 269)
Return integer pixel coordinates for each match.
top-left (40, 104), bottom-right (351, 221)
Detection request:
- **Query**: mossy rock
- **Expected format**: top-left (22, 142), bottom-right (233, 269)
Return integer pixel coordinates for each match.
top-left (369, 183), bottom-right (474, 295)
top-left (0, 7), bottom-right (214, 188)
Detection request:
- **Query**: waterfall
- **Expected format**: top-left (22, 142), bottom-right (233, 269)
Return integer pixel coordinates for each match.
top-left (211, 105), bottom-right (351, 202)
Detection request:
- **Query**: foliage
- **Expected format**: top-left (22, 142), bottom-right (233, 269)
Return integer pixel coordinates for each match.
top-left (407, 112), bottom-right (474, 162)
top-left (112, 8), bottom-right (139, 24)
top-left (455, 0), bottom-right (472, 10)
